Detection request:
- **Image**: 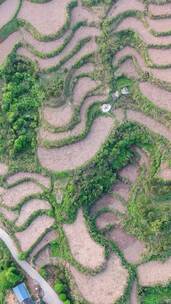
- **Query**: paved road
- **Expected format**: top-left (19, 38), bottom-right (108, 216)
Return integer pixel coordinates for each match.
top-left (0, 228), bottom-right (62, 304)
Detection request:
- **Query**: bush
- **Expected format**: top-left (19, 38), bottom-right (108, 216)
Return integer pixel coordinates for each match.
top-left (59, 293), bottom-right (67, 301)
top-left (54, 282), bottom-right (64, 293)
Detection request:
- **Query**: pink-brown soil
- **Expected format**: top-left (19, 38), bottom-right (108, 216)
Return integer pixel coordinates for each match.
top-left (149, 2), bottom-right (171, 17)
top-left (119, 164), bottom-right (139, 183)
top-left (18, 27), bottom-right (99, 69)
top-left (38, 116), bottom-right (113, 172)
top-left (73, 76), bottom-right (98, 105)
top-left (16, 199), bottom-right (51, 227)
top-left (7, 172), bottom-right (50, 188)
top-left (0, 32), bottom-right (21, 65)
top-left (127, 110), bottom-right (171, 141)
top-left (42, 104), bottom-right (73, 128)
top-left (62, 40), bottom-right (97, 70)
top-left (138, 257), bottom-right (171, 286)
top-left (118, 59), bottom-right (139, 79)
top-left (69, 253), bottom-right (129, 304)
top-left (96, 212), bottom-right (120, 230)
top-left (148, 17), bottom-right (171, 33)
top-left (139, 82), bottom-right (171, 112)
top-left (71, 6), bottom-right (99, 25)
top-left (148, 48), bottom-right (171, 65)
top-left (108, 0), bottom-right (144, 18)
top-left (108, 227), bottom-right (145, 264)
top-left (63, 209), bottom-right (105, 269)
top-left (18, 0), bottom-right (71, 36)
top-left (0, 207), bottom-right (17, 221)
top-left (115, 46), bottom-right (171, 83)
top-left (30, 230), bottom-right (57, 259)
top-left (114, 108), bottom-right (171, 142)
top-left (15, 215), bottom-right (54, 251)
top-left (111, 181), bottom-right (130, 201)
top-left (0, 162), bottom-right (8, 176)
top-left (91, 194), bottom-right (126, 215)
top-left (115, 17), bottom-right (171, 45)
top-left (40, 95), bottom-right (106, 142)
top-left (0, 0), bottom-right (19, 29)
top-left (20, 28), bottom-right (69, 53)
top-left (159, 166), bottom-right (171, 180)
top-left (34, 246), bottom-right (51, 268)
top-left (2, 182), bottom-right (43, 207)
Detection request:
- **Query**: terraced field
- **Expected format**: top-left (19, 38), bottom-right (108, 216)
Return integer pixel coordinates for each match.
top-left (1, 0), bottom-right (171, 303)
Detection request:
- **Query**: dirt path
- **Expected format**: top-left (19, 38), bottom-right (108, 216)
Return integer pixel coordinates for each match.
top-left (138, 257), bottom-right (171, 286)
top-left (63, 209), bottom-right (105, 269)
top-left (16, 199), bottom-right (51, 227)
top-left (0, 0), bottom-right (19, 29)
top-left (70, 253), bottom-right (129, 304)
top-left (38, 116), bottom-right (113, 172)
top-left (139, 82), bottom-right (171, 112)
top-left (40, 95), bottom-right (106, 142)
top-left (0, 162), bottom-right (8, 176)
top-left (18, 0), bottom-right (71, 36)
top-left (15, 215), bottom-right (54, 251)
top-left (130, 281), bottom-right (138, 304)
top-left (108, 0), bottom-right (144, 18)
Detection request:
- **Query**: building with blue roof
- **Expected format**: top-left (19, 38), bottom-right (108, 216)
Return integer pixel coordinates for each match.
top-left (13, 282), bottom-right (34, 304)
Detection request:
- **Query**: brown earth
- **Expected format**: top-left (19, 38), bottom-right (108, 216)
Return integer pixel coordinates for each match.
top-left (63, 209), bottom-right (105, 269)
top-left (38, 116), bottom-right (113, 172)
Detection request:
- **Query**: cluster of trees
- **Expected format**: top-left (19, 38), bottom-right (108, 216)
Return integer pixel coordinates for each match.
top-left (0, 54), bottom-right (42, 157)
top-left (0, 241), bottom-right (23, 303)
top-left (54, 279), bottom-right (72, 304)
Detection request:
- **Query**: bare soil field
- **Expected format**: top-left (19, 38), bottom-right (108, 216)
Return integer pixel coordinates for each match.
top-left (139, 82), bottom-right (171, 112)
top-left (91, 194), bottom-right (126, 215)
top-left (116, 17), bottom-right (171, 45)
top-left (70, 253), bottom-right (129, 304)
top-left (38, 116), bottom-right (113, 172)
top-left (148, 2), bottom-right (171, 17)
top-left (0, 207), bottom-right (17, 221)
top-left (7, 172), bottom-right (50, 188)
top-left (30, 230), bottom-right (57, 260)
top-left (0, 32), bottom-right (21, 65)
top-left (18, 0), bottom-right (71, 36)
top-left (148, 48), bottom-right (171, 66)
top-left (118, 59), bottom-right (139, 79)
top-left (96, 212), bottom-right (120, 230)
top-left (119, 164), bottom-right (139, 183)
top-left (138, 257), bottom-right (171, 286)
top-left (0, 0), bottom-right (19, 29)
top-left (42, 104), bottom-right (73, 128)
top-left (40, 94), bottom-right (106, 142)
top-left (108, 0), bottom-right (144, 18)
top-left (16, 199), bottom-right (51, 227)
top-left (2, 182), bottom-right (43, 207)
top-left (15, 215), bottom-right (54, 251)
top-left (63, 209), bottom-right (105, 269)
top-left (111, 181), bottom-right (130, 201)
top-left (130, 281), bottom-right (138, 304)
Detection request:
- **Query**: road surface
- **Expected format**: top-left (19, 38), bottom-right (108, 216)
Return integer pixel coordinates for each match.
top-left (0, 228), bottom-right (62, 304)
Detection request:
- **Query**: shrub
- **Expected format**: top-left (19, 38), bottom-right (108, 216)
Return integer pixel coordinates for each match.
top-left (54, 282), bottom-right (64, 293)
top-left (59, 293), bottom-right (67, 301)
